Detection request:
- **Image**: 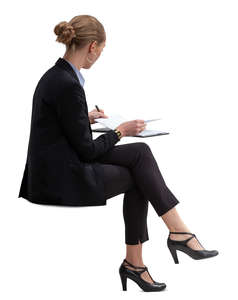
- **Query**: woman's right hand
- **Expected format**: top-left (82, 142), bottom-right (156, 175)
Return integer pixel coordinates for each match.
top-left (116, 119), bottom-right (146, 137)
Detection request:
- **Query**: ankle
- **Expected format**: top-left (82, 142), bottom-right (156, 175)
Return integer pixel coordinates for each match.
top-left (124, 257), bottom-right (145, 267)
top-left (168, 227), bottom-right (191, 233)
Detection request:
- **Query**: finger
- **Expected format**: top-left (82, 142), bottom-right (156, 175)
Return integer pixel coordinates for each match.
top-left (137, 120), bottom-right (146, 125)
top-left (100, 112), bottom-right (108, 118)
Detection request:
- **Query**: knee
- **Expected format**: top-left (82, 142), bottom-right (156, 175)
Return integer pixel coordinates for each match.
top-left (132, 142), bottom-right (152, 157)
top-left (129, 142), bottom-right (153, 166)
top-left (136, 142), bottom-right (152, 153)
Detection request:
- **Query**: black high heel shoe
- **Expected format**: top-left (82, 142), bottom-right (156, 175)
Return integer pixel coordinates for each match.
top-left (119, 258), bottom-right (166, 292)
top-left (167, 231), bottom-right (219, 264)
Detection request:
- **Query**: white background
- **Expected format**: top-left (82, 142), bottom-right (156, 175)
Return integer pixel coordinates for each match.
top-left (1, 0), bottom-right (237, 298)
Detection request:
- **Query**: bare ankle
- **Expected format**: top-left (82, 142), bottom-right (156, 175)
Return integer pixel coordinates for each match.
top-left (169, 227), bottom-right (191, 233)
top-left (125, 257), bottom-right (144, 267)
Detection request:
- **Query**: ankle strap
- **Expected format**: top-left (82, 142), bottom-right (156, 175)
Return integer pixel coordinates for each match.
top-left (123, 259), bottom-right (147, 270)
top-left (169, 232), bottom-right (197, 244)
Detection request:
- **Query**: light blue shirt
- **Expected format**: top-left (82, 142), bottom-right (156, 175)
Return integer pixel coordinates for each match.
top-left (64, 58), bottom-right (85, 87)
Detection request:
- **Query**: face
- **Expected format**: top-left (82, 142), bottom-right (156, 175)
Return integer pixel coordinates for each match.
top-left (84, 40), bottom-right (106, 69)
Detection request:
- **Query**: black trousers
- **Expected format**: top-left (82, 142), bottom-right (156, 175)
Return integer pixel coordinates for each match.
top-left (97, 142), bottom-right (180, 245)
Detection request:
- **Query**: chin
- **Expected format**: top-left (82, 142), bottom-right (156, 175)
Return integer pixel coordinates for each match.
top-left (84, 64), bottom-right (93, 69)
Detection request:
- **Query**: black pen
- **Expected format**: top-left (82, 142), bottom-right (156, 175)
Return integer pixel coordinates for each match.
top-left (95, 105), bottom-right (100, 112)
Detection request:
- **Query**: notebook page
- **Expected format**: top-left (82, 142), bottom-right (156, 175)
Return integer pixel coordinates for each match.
top-left (94, 114), bottom-right (128, 129)
top-left (95, 115), bottom-right (161, 129)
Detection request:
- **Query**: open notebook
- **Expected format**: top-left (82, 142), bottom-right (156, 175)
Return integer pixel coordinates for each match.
top-left (93, 114), bottom-right (169, 137)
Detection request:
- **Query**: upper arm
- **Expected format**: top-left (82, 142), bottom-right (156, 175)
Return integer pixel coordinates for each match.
top-left (56, 82), bottom-right (119, 162)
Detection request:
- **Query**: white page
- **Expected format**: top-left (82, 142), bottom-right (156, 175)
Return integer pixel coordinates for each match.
top-left (144, 118), bottom-right (161, 123)
top-left (94, 114), bottom-right (128, 129)
top-left (95, 114), bottom-right (161, 129)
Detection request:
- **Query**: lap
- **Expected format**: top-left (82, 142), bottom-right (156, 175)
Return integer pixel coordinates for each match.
top-left (97, 142), bottom-right (151, 168)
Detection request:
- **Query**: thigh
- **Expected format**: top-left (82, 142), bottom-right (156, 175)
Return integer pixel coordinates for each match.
top-left (100, 163), bottom-right (136, 200)
top-left (97, 142), bottom-right (150, 168)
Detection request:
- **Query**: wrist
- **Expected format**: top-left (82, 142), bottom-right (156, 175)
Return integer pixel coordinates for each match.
top-left (114, 128), bottom-right (123, 140)
top-left (88, 115), bottom-right (93, 124)
top-left (117, 127), bottom-right (125, 137)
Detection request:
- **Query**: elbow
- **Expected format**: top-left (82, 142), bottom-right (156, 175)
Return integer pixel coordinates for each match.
top-left (76, 146), bottom-right (97, 163)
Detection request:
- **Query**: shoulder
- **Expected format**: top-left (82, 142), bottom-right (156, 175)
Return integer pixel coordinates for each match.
top-left (36, 64), bottom-right (84, 96)
top-left (38, 65), bottom-right (75, 87)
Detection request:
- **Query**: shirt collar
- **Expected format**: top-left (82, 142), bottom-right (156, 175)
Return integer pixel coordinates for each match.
top-left (63, 58), bottom-right (85, 87)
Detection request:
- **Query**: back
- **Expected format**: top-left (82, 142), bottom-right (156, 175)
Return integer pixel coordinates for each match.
top-left (26, 61), bottom-right (91, 158)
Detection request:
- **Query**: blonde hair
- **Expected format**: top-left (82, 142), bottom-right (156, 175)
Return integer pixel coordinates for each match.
top-left (54, 15), bottom-right (106, 50)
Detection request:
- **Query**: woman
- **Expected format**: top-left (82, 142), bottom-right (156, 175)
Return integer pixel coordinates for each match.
top-left (18, 15), bottom-right (219, 292)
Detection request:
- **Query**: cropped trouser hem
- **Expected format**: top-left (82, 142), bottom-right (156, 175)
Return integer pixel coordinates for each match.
top-left (157, 197), bottom-right (180, 217)
top-left (125, 236), bottom-right (149, 245)
top-left (125, 198), bottom-right (179, 245)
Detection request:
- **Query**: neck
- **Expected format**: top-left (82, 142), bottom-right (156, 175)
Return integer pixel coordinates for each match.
top-left (63, 50), bottom-right (85, 70)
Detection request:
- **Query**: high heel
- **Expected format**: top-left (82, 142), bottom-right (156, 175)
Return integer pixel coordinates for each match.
top-left (167, 231), bottom-right (219, 264)
top-left (119, 258), bottom-right (166, 292)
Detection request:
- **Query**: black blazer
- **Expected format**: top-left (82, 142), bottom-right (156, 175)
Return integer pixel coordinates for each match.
top-left (18, 57), bottom-right (120, 206)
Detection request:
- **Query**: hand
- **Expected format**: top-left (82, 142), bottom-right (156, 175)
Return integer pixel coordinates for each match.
top-left (117, 119), bottom-right (146, 137)
top-left (88, 108), bottom-right (108, 124)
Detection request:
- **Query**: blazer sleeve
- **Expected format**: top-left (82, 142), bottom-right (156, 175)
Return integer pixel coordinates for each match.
top-left (56, 82), bottom-right (120, 162)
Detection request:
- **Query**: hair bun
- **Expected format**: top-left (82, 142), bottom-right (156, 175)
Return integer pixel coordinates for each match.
top-left (54, 21), bottom-right (76, 45)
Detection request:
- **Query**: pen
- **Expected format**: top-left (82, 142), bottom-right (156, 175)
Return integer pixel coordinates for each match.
top-left (95, 105), bottom-right (100, 112)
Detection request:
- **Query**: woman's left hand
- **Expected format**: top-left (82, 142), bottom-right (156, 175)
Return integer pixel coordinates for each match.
top-left (88, 108), bottom-right (108, 124)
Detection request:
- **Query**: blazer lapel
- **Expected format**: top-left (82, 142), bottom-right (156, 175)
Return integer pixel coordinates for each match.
top-left (55, 57), bottom-right (80, 85)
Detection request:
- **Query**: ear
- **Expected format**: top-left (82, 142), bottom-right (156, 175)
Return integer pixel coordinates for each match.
top-left (88, 40), bottom-right (97, 52)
